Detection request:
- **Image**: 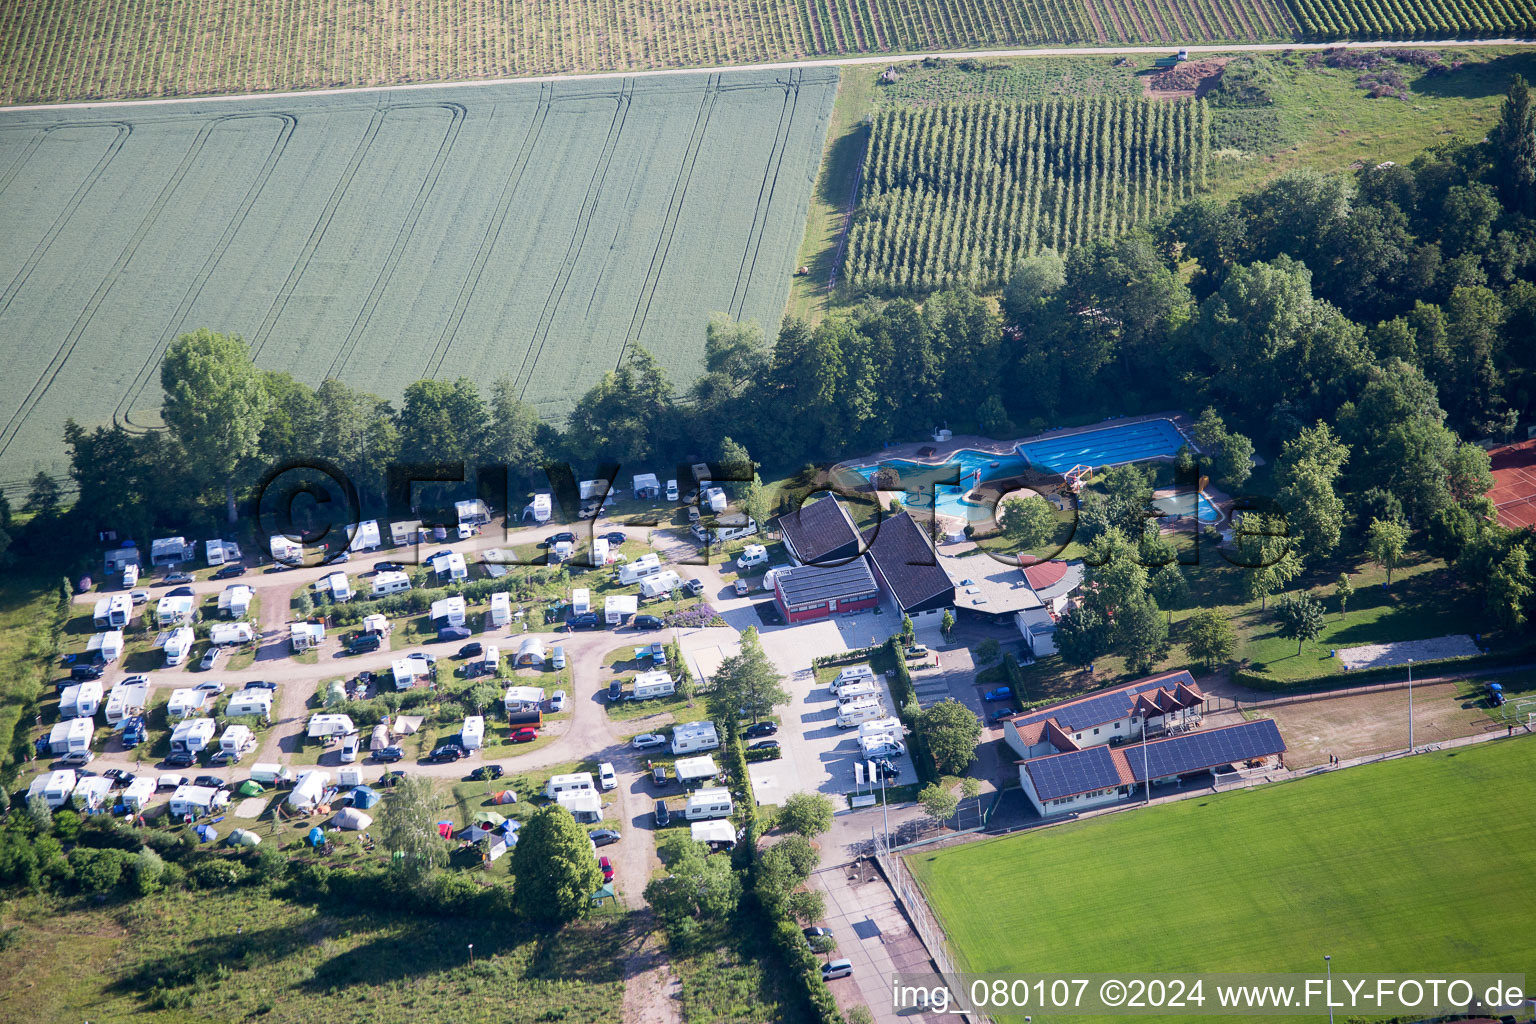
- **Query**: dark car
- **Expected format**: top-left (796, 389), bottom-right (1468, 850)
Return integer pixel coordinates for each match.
top-left (590, 829), bottom-right (621, 847)
top-left (162, 572), bottom-right (194, 585)
top-left (608, 679), bottom-right (624, 702)
top-left (374, 746), bottom-right (405, 763)
top-left (375, 562), bottom-right (404, 574)
top-left (632, 614), bottom-right (664, 631)
top-left (205, 750), bottom-right (240, 767)
top-left (438, 625), bottom-right (471, 643)
top-left (102, 768), bottom-right (135, 785)
top-left (743, 721), bottom-right (777, 739)
top-left (989, 707), bottom-right (1017, 723)
top-left (457, 642), bottom-right (483, 659)
top-left (749, 739), bottom-right (780, 751)
top-left (566, 612), bottom-right (601, 630)
top-left (602, 532), bottom-right (626, 547)
top-left (545, 532), bottom-right (576, 546)
top-left (70, 663), bottom-right (104, 682)
top-left (652, 763), bottom-right (668, 786)
top-left (212, 564), bottom-right (244, 580)
top-left (194, 774), bottom-right (224, 789)
top-left (684, 578), bottom-right (705, 597)
top-left (243, 679), bottom-right (278, 691)
top-left (162, 751), bottom-right (196, 769)
top-left (349, 633), bottom-right (382, 654)
top-left (468, 764), bottom-right (504, 781)
top-left (428, 744), bottom-right (466, 763)
top-left (168, 585), bottom-right (195, 598)
top-left (654, 800), bottom-right (670, 827)
top-left (870, 759), bottom-right (900, 780)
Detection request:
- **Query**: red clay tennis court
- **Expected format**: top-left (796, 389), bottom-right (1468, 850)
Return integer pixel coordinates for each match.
top-left (1487, 439), bottom-right (1536, 528)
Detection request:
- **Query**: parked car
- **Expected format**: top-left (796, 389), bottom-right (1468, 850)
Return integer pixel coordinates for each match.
top-left (206, 750), bottom-right (240, 767)
top-left (599, 762), bottom-right (617, 790)
top-left (510, 727), bottom-right (539, 743)
top-left (59, 750), bottom-right (94, 768)
top-left (162, 751), bottom-right (196, 769)
top-left (654, 800), bottom-right (670, 827)
top-left (167, 585), bottom-right (195, 598)
top-left (194, 774), bottom-right (224, 789)
top-left (982, 686), bottom-right (1013, 702)
top-left (549, 690), bottom-right (567, 712)
top-left (469, 765), bottom-right (504, 781)
top-left (406, 650), bottom-right (437, 664)
top-left (244, 679), bottom-right (278, 691)
top-left (349, 633), bottom-right (382, 654)
top-left (70, 663), bottom-right (104, 682)
top-left (428, 744), bottom-right (466, 763)
top-left (602, 532), bottom-right (626, 547)
top-left (374, 746), bottom-right (405, 763)
top-left (632, 733), bottom-right (666, 750)
top-left (870, 759), bottom-right (900, 781)
top-left (566, 612), bottom-right (601, 630)
top-left (121, 716), bottom-right (147, 748)
top-left (198, 646), bottom-right (223, 671)
top-left (803, 926), bottom-right (833, 947)
top-left (129, 589), bottom-right (149, 605)
top-left (193, 680), bottom-right (226, 695)
top-left (733, 578), bottom-right (749, 596)
top-left (608, 679), bottom-right (624, 702)
top-left (162, 572), bottom-right (194, 585)
top-left (749, 739), bottom-right (780, 752)
top-left (157, 773), bottom-right (187, 790)
top-left (212, 564), bottom-right (244, 580)
top-left (545, 532), bottom-right (576, 547)
top-left (743, 721), bottom-right (777, 739)
top-left (633, 614), bottom-right (664, 631)
top-left (457, 642), bottom-right (484, 659)
top-left (821, 959), bottom-right (854, 980)
top-left (102, 768), bottom-right (134, 784)
top-left (652, 763), bottom-right (668, 785)
top-left (598, 856), bottom-right (614, 882)
top-left (374, 562), bottom-right (404, 574)
top-left (904, 643), bottom-right (929, 659)
top-left (438, 626), bottom-right (471, 643)
top-left (551, 645), bottom-right (567, 670)
top-left (989, 707), bottom-right (1017, 722)
top-left (590, 829), bottom-right (621, 847)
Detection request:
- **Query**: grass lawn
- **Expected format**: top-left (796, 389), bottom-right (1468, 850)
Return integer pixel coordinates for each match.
top-left (0, 888), bottom-right (627, 1023)
top-left (909, 737), bottom-right (1536, 1003)
top-left (0, 570), bottom-right (67, 772)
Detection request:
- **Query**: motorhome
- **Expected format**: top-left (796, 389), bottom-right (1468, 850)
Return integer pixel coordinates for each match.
top-left (372, 570), bottom-right (412, 596)
top-left (736, 544), bottom-right (768, 570)
top-left (461, 716), bottom-right (484, 751)
top-left (169, 717), bottom-right (216, 754)
top-left (640, 570), bottom-right (682, 600)
top-left (121, 563), bottom-right (139, 588)
top-left (858, 717), bottom-right (904, 740)
top-left (632, 670), bottom-right (676, 701)
top-left (617, 553), bottom-right (662, 584)
top-left (685, 787), bottom-right (733, 821)
top-left (209, 622), bottom-right (256, 646)
top-left (832, 666), bottom-right (876, 694)
top-left (837, 698), bottom-right (887, 729)
top-left (835, 681), bottom-right (881, 706)
top-left (250, 764), bottom-right (296, 786)
top-left (163, 626), bottom-right (196, 666)
top-left (666, 479), bottom-right (679, 502)
top-left (59, 680), bottom-right (102, 718)
top-left (544, 772), bottom-right (596, 800)
top-left (670, 720), bottom-right (720, 755)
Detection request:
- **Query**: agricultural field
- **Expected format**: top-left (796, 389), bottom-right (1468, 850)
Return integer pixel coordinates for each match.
top-left (0, 0), bottom-right (1425, 109)
top-left (842, 96), bottom-right (1209, 292)
top-left (909, 737), bottom-right (1536, 1018)
top-left (1288, 0), bottom-right (1536, 40)
top-left (0, 68), bottom-right (836, 494)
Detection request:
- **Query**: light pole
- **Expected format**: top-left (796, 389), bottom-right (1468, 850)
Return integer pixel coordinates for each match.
top-left (1324, 955), bottom-right (1333, 1024)
top-left (1407, 660), bottom-right (1414, 753)
top-left (879, 763), bottom-right (890, 851)
top-left (1141, 715), bottom-right (1151, 802)
top-left (468, 943), bottom-right (474, 965)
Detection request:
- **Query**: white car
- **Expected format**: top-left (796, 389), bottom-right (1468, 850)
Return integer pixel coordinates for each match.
top-left (59, 750), bottom-right (94, 767)
top-left (631, 733), bottom-right (666, 750)
top-left (550, 690), bottom-right (567, 712)
top-left (599, 762), bottom-right (617, 790)
top-left (193, 681), bottom-right (226, 695)
top-left (406, 651), bottom-right (437, 664)
top-left (551, 645), bottom-right (566, 670)
top-left (129, 590), bottom-right (149, 605)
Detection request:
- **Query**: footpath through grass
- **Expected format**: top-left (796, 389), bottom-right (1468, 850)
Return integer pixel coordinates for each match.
top-left (909, 736), bottom-right (1536, 1009)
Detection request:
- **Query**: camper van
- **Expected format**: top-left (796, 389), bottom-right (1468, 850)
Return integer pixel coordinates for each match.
top-left (163, 627), bottom-right (195, 667)
top-left (685, 787), bottom-right (733, 821)
top-left (837, 698), bottom-right (887, 729)
top-left (250, 763), bottom-right (295, 786)
top-left (461, 716), bottom-right (484, 751)
top-left (703, 487), bottom-right (728, 513)
top-left (832, 666), bottom-right (876, 694)
top-left (209, 622), bottom-right (256, 646)
top-left (544, 772), bottom-right (595, 800)
top-left (372, 571), bottom-right (412, 597)
top-left (632, 670), bottom-right (676, 701)
top-left (640, 570), bottom-right (682, 600)
top-left (617, 553), bottom-right (663, 585)
top-left (835, 681), bottom-right (881, 706)
top-left (857, 717), bottom-right (904, 740)
top-left (666, 479), bottom-right (679, 503)
top-left (736, 544), bottom-right (768, 570)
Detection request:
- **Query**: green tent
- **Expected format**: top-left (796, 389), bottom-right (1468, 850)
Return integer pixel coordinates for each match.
top-left (237, 780), bottom-right (264, 796)
top-left (472, 810), bottom-right (507, 828)
top-left (590, 882), bottom-right (616, 906)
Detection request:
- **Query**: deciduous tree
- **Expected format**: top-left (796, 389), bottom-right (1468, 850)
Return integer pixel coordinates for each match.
top-left (159, 329), bottom-right (270, 522)
top-left (512, 805), bottom-right (604, 925)
top-left (916, 699), bottom-right (982, 776)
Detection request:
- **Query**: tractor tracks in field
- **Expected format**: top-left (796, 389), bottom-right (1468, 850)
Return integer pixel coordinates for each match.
top-left (422, 83), bottom-right (553, 382)
top-left (512, 79), bottom-right (634, 402)
top-left (615, 73), bottom-right (720, 369)
top-left (116, 112), bottom-right (297, 431)
top-left (728, 67), bottom-right (802, 320)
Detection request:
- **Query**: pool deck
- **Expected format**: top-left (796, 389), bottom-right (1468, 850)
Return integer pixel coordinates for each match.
top-left (835, 411), bottom-right (1201, 475)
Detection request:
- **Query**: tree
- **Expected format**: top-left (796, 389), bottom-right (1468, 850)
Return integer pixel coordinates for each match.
top-left (21, 471), bottom-right (62, 518)
top-left (777, 792), bottom-right (834, 838)
top-left (1150, 564), bottom-right (1191, 625)
top-left (1490, 74), bottom-right (1536, 215)
top-left (482, 379), bottom-right (547, 479)
top-left (1366, 517), bottom-right (1409, 586)
top-left (918, 783), bottom-right (959, 829)
top-left (466, 681), bottom-right (501, 714)
top-left (130, 847), bottom-right (164, 896)
top-left (756, 836), bottom-right (817, 917)
top-left (512, 805), bottom-right (605, 925)
top-left (397, 377), bottom-right (488, 462)
top-left (1335, 573), bottom-right (1354, 618)
top-left (1487, 545), bottom-right (1533, 630)
top-left (785, 889), bottom-right (826, 926)
top-left (26, 794), bottom-right (52, 833)
top-left (69, 847), bottom-right (125, 893)
top-left (160, 329), bottom-right (270, 522)
top-left (960, 777), bottom-right (983, 827)
top-left (1184, 609), bottom-right (1236, 670)
top-left (916, 699), bottom-right (982, 776)
top-left (1054, 605), bottom-right (1110, 669)
top-left (1274, 422), bottom-right (1350, 556)
top-left (705, 626), bottom-right (788, 725)
top-left (940, 608), bottom-right (955, 641)
top-left (1231, 513), bottom-right (1303, 610)
top-left (1002, 248), bottom-right (1065, 323)
top-left (376, 775), bottom-right (446, 886)
top-left (645, 839), bottom-right (741, 942)
top-left (1276, 592), bottom-right (1327, 655)
top-left (998, 495), bottom-right (1056, 550)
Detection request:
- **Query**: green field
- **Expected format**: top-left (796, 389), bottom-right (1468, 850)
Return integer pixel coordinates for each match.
top-left (909, 737), bottom-right (1536, 1015)
top-left (0, 68), bottom-right (836, 494)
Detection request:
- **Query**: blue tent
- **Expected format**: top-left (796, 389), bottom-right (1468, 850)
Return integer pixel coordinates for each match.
top-left (351, 785), bottom-right (380, 809)
top-left (195, 823), bottom-right (219, 843)
top-left (308, 826), bottom-right (326, 847)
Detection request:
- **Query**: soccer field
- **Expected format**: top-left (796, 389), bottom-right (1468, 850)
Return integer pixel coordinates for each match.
top-left (0, 68), bottom-right (836, 494)
top-left (909, 738), bottom-right (1536, 995)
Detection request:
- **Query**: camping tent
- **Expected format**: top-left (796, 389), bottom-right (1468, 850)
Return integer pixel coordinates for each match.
top-left (308, 826), bottom-right (326, 847)
top-left (351, 785), bottom-right (380, 809)
top-left (227, 828), bottom-right (262, 847)
top-left (471, 810), bottom-right (506, 828)
top-left (194, 823), bottom-right (219, 843)
top-left (493, 790), bottom-right (518, 805)
top-left (334, 807), bottom-right (373, 830)
top-left (237, 780), bottom-right (265, 797)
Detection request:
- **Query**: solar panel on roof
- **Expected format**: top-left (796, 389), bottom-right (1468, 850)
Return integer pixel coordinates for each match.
top-left (1026, 746), bottom-right (1123, 801)
top-left (1129, 719), bottom-right (1284, 782)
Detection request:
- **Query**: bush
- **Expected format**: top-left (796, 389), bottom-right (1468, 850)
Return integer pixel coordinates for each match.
top-left (1210, 56), bottom-right (1285, 107)
top-left (68, 847), bottom-right (126, 892)
top-left (131, 847), bottom-right (165, 895)
top-left (189, 856), bottom-right (250, 889)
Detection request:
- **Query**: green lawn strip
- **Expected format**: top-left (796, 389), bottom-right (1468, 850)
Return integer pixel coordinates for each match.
top-left (909, 738), bottom-right (1536, 999)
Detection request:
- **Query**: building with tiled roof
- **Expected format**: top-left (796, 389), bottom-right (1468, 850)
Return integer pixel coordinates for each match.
top-left (1002, 670), bottom-right (1208, 761)
top-left (861, 512), bottom-right (955, 626)
top-left (773, 495), bottom-right (864, 566)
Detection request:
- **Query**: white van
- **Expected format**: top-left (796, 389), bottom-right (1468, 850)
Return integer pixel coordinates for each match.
top-left (835, 681), bottom-right (881, 706)
top-left (665, 479), bottom-right (679, 503)
top-left (340, 732), bottom-right (360, 763)
top-left (545, 772), bottom-right (595, 800)
top-left (837, 698), bottom-right (887, 729)
top-left (599, 762), bottom-right (617, 791)
top-left (250, 763), bottom-right (295, 786)
top-left (736, 544), bottom-right (768, 570)
top-left (832, 665), bottom-right (876, 694)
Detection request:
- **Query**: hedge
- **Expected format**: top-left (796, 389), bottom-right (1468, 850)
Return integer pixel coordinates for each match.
top-left (883, 639), bottom-right (938, 785)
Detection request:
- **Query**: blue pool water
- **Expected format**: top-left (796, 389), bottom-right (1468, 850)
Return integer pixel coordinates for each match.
top-left (1017, 419), bottom-right (1186, 473)
top-left (1154, 492), bottom-right (1224, 524)
top-left (851, 449), bottom-right (1032, 519)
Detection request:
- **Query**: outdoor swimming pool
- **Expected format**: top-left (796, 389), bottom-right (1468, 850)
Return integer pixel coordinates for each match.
top-left (1154, 491), bottom-right (1225, 524)
top-left (1016, 418), bottom-right (1186, 473)
top-left (852, 449), bottom-right (1032, 520)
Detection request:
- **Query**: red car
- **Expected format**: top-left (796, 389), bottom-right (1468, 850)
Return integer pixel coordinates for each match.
top-left (511, 727), bottom-right (539, 743)
top-left (599, 856), bottom-right (614, 883)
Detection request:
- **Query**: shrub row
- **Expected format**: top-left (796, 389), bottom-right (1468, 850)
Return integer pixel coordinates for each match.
top-left (1232, 640), bottom-right (1536, 693)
